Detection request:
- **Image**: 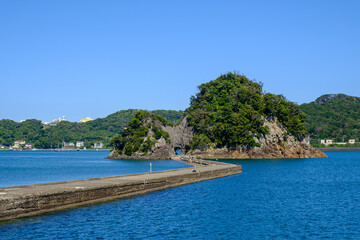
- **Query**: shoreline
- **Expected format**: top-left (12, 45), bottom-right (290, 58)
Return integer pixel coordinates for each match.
top-left (317, 147), bottom-right (360, 151)
top-left (0, 160), bottom-right (241, 222)
top-left (0, 149), bottom-right (111, 151)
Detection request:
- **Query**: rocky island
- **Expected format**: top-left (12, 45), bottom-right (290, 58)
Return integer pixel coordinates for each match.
top-left (108, 73), bottom-right (326, 160)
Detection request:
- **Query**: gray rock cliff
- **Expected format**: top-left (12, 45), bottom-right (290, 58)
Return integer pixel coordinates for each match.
top-left (191, 117), bottom-right (327, 159)
top-left (162, 116), bottom-right (193, 155)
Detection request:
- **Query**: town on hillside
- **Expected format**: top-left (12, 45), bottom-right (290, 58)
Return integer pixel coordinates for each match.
top-left (0, 140), bottom-right (105, 151)
top-left (0, 116), bottom-right (105, 150)
top-left (39, 116), bottom-right (94, 126)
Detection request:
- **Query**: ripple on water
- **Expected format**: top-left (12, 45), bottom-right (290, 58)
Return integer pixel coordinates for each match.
top-left (1, 151), bottom-right (360, 239)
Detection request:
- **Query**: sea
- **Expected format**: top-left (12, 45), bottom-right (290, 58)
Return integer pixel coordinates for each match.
top-left (0, 150), bottom-right (359, 239)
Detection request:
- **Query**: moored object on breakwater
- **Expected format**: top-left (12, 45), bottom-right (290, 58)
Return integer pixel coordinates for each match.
top-left (0, 160), bottom-right (241, 222)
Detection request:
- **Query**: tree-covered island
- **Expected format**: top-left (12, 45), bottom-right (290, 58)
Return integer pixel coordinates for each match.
top-left (108, 73), bottom-right (326, 159)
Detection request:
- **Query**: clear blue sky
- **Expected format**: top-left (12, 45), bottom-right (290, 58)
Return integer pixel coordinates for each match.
top-left (1, 0), bottom-right (360, 122)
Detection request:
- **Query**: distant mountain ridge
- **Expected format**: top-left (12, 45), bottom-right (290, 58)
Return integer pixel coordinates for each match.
top-left (300, 94), bottom-right (360, 145)
top-left (315, 94), bottom-right (360, 104)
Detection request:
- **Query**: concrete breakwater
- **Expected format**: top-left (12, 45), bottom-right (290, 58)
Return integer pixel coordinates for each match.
top-left (0, 160), bottom-right (241, 221)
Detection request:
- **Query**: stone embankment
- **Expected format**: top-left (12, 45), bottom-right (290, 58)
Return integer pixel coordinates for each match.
top-left (0, 160), bottom-right (241, 222)
top-left (317, 147), bottom-right (360, 151)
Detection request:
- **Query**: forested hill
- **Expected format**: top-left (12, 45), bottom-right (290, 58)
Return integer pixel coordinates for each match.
top-left (0, 109), bottom-right (183, 149)
top-left (300, 94), bottom-right (360, 144)
top-left (185, 73), bottom-right (307, 149)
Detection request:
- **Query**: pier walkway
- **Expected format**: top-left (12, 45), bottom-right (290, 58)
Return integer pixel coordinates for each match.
top-left (0, 159), bottom-right (241, 221)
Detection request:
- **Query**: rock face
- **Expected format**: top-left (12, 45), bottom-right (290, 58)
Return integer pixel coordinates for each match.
top-left (107, 137), bottom-right (172, 160)
top-left (191, 117), bottom-right (327, 159)
top-left (315, 94), bottom-right (359, 104)
top-left (108, 116), bottom-right (326, 160)
top-left (162, 117), bottom-right (193, 155)
top-left (108, 117), bottom-right (193, 160)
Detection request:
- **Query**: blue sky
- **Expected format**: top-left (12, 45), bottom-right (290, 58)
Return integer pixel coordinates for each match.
top-left (1, 0), bottom-right (360, 122)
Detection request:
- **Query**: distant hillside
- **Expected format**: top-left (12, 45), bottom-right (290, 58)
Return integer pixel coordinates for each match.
top-left (0, 109), bottom-right (183, 148)
top-left (313, 94), bottom-right (358, 104)
top-left (300, 94), bottom-right (360, 144)
top-left (151, 110), bottom-right (184, 124)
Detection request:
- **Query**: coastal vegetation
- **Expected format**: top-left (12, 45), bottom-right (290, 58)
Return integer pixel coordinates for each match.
top-left (110, 110), bottom-right (171, 156)
top-left (300, 94), bottom-right (360, 146)
top-left (0, 109), bottom-right (182, 149)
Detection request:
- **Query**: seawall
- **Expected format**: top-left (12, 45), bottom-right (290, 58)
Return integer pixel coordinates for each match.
top-left (0, 160), bottom-right (241, 221)
top-left (317, 147), bottom-right (360, 151)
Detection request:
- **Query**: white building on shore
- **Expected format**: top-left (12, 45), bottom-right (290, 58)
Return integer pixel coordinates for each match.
top-left (321, 139), bottom-right (357, 145)
top-left (76, 141), bottom-right (84, 148)
top-left (93, 142), bottom-right (104, 149)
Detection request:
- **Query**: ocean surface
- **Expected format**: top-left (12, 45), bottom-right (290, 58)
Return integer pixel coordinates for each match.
top-left (1, 151), bottom-right (360, 239)
top-left (0, 151), bottom-right (188, 187)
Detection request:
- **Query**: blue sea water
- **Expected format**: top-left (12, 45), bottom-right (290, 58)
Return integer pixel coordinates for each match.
top-left (1, 151), bottom-right (360, 239)
top-left (0, 151), bottom-right (188, 187)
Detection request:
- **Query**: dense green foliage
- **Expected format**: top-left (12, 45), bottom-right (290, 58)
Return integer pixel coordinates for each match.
top-left (110, 110), bottom-right (171, 156)
top-left (0, 119), bottom-right (45, 147)
top-left (186, 73), bottom-right (307, 149)
top-left (300, 94), bottom-right (360, 145)
top-left (151, 110), bottom-right (184, 124)
top-left (263, 93), bottom-right (307, 138)
top-left (0, 109), bottom-right (182, 149)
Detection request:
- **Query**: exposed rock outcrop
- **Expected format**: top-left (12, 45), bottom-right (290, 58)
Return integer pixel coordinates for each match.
top-left (163, 117), bottom-right (193, 155)
top-left (107, 136), bottom-right (172, 160)
top-left (315, 94), bottom-right (359, 104)
top-left (108, 117), bottom-right (194, 160)
top-left (191, 117), bottom-right (327, 159)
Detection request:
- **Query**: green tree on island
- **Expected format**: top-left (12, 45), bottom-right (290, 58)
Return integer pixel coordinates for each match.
top-left (186, 73), bottom-right (307, 150)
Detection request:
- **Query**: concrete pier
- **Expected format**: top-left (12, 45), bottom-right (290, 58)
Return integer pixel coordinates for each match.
top-left (0, 160), bottom-right (241, 221)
